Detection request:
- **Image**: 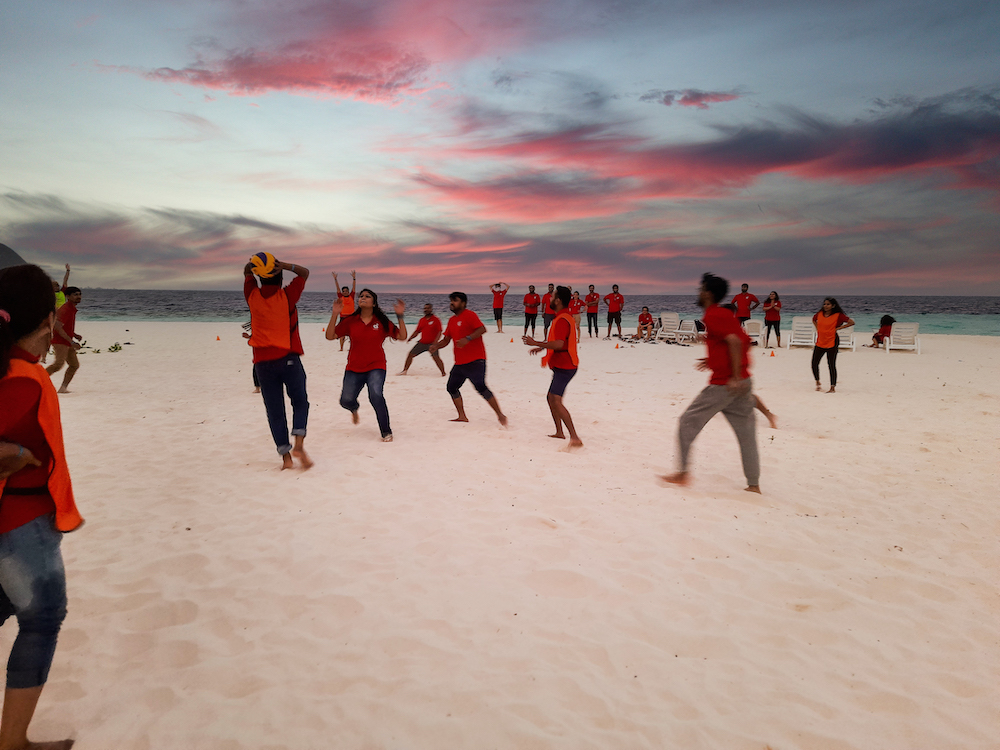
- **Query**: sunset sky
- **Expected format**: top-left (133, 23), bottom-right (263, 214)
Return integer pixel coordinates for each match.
top-left (2, 0), bottom-right (999, 293)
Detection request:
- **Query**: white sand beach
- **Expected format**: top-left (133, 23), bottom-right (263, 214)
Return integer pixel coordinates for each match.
top-left (9, 322), bottom-right (999, 749)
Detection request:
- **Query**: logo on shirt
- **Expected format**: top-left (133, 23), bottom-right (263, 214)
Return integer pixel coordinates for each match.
top-left (373, 323), bottom-right (380, 330)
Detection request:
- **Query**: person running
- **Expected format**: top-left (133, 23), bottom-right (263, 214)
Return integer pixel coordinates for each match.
top-left (584, 285), bottom-right (600, 337)
top-left (333, 270), bottom-right (357, 352)
top-left (399, 303), bottom-right (445, 376)
top-left (732, 284), bottom-right (759, 323)
top-left (244, 255), bottom-right (312, 470)
top-left (762, 291), bottom-right (782, 348)
top-left (660, 273), bottom-right (761, 493)
top-left (489, 282), bottom-right (509, 333)
top-left (523, 286), bottom-right (582, 448)
top-left (541, 284), bottom-right (555, 337)
top-left (637, 306), bottom-right (655, 340)
top-left (44, 287), bottom-right (82, 394)
top-left (868, 315), bottom-right (896, 348)
top-left (0, 263), bottom-right (84, 750)
top-left (41, 265), bottom-right (70, 367)
top-left (523, 285), bottom-right (541, 337)
top-left (327, 290), bottom-right (406, 442)
top-left (568, 290), bottom-right (584, 340)
top-left (603, 284), bottom-right (624, 339)
top-left (812, 298), bottom-right (854, 393)
top-left (429, 292), bottom-right (507, 426)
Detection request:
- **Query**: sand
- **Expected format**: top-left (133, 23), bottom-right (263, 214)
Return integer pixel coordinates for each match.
top-left (7, 321), bottom-right (999, 749)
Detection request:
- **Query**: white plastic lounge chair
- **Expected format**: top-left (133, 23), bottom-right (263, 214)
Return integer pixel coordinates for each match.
top-left (836, 326), bottom-right (857, 352)
top-left (885, 322), bottom-right (920, 354)
top-left (675, 319), bottom-right (699, 344)
top-left (656, 312), bottom-right (680, 341)
top-left (786, 316), bottom-right (816, 349)
top-left (743, 320), bottom-right (763, 347)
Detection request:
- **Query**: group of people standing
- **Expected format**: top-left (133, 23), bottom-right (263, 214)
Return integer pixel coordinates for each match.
top-left (502, 283), bottom-right (626, 341)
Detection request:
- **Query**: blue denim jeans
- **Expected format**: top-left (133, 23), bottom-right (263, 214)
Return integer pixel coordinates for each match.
top-left (0, 514), bottom-right (67, 689)
top-left (254, 353), bottom-right (309, 455)
top-left (341, 369), bottom-right (391, 437)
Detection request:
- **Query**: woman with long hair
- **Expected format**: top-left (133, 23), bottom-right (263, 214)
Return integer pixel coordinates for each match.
top-left (812, 297), bottom-right (854, 393)
top-left (326, 289), bottom-right (407, 441)
top-left (762, 291), bottom-right (781, 348)
top-left (0, 264), bottom-right (82, 750)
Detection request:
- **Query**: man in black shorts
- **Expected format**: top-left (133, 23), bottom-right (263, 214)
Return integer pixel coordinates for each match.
top-left (489, 281), bottom-right (509, 333)
top-left (430, 292), bottom-right (507, 425)
top-left (603, 284), bottom-right (624, 339)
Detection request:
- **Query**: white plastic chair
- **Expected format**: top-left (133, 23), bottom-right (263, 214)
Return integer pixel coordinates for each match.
top-left (836, 326), bottom-right (857, 352)
top-left (657, 312), bottom-right (680, 341)
top-left (743, 320), bottom-right (763, 347)
top-left (885, 323), bottom-right (920, 354)
top-left (786, 316), bottom-right (816, 349)
top-left (675, 319), bottom-right (699, 344)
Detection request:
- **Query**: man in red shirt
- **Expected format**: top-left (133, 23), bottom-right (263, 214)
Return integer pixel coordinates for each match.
top-left (45, 286), bottom-right (83, 393)
top-left (603, 284), bottom-right (624, 339)
top-left (540, 283), bottom-right (555, 337)
top-left (636, 306), bottom-right (655, 341)
top-left (523, 286), bottom-right (582, 448)
top-left (244, 256), bottom-right (312, 470)
top-left (430, 292), bottom-right (507, 426)
top-left (732, 283), bottom-right (759, 323)
top-left (523, 285), bottom-right (541, 337)
top-left (489, 282), bottom-right (509, 333)
top-left (399, 303), bottom-right (445, 376)
top-left (661, 273), bottom-right (760, 493)
top-left (584, 284), bottom-right (600, 337)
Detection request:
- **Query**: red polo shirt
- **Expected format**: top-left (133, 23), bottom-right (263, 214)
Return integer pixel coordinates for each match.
top-left (414, 315), bottom-right (442, 345)
top-left (568, 299), bottom-right (584, 315)
top-left (445, 310), bottom-right (487, 365)
top-left (733, 292), bottom-right (759, 317)
top-left (703, 304), bottom-right (750, 385)
top-left (638, 312), bottom-right (653, 326)
top-left (51, 302), bottom-right (77, 346)
top-left (604, 293), bottom-right (624, 313)
top-left (523, 293), bottom-right (541, 314)
top-left (335, 314), bottom-right (399, 372)
top-left (585, 292), bottom-right (600, 313)
top-left (492, 289), bottom-right (508, 308)
top-left (548, 316), bottom-right (577, 370)
top-left (541, 293), bottom-right (554, 315)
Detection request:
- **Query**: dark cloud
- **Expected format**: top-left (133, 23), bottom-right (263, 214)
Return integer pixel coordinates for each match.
top-left (640, 88), bottom-right (741, 109)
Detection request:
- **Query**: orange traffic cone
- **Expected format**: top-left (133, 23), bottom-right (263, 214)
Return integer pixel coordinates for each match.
top-left (216, 336), bottom-right (220, 341)
top-left (510, 338), bottom-right (514, 343)
top-left (770, 351), bottom-right (775, 357)
top-left (615, 343), bottom-right (619, 349)
top-left (322, 327), bottom-right (325, 332)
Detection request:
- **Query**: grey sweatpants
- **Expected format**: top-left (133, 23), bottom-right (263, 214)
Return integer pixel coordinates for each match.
top-left (677, 379), bottom-right (760, 486)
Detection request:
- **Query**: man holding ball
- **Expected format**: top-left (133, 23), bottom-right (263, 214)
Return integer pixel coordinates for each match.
top-left (244, 253), bottom-right (313, 470)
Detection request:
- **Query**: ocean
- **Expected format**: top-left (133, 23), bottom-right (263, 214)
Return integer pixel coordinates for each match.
top-left (76, 290), bottom-right (1000, 336)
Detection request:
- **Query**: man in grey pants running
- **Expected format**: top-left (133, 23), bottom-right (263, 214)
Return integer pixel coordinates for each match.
top-left (660, 273), bottom-right (761, 493)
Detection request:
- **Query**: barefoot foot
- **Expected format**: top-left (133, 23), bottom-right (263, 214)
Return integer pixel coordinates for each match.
top-left (815, 383), bottom-right (822, 392)
top-left (827, 387), bottom-right (836, 393)
top-left (291, 447), bottom-right (313, 469)
top-left (745, 485), bottom-right (762, 494)
top-left (351, 411), bottom-right (360, 424)
top-left (498, 414), bottom-right (508, 427)
top-left (281, 454), bottom-right (294, 470)
top-left (449, 417), bottom-right (469, 422)
top-left (658, 472), bottom-right (689, 486)
top-left (567, 438), bottom-right (584, 450)
top-left (548, 433), bottom-right (566, 439)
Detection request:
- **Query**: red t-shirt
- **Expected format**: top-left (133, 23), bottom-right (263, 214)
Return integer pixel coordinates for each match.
top-left (335, 314), bottom-right (399, 372)
top-left (604, 293), bottom-right (624, 313)
top-left (733, 292), bottom-right (759, 317)
top-left (541, 293), bottom-right (554, 315)
top-left (51, 302), bottom-right (77, 346)
top-left (0, 348), bottom-right (58, 533)
top-left (548, 316), bottom-right (577, 370)
top-left (638, 312), bottom-right (653, 326)
top-left (523, 294), bottom-right (541, 314)
top-left (703, 304), bottom-right (750, 385)
top-left (585, 292), bottom-right (600, 313)
top-left (763, 300), bottom-right (781, 321)
top-left (244, 276), bottom-right (306, 364)
top-left (414, 315), bottom-right (442, 345)
top-left (568, 299), bottom-right (584, 315)
top-left (492, 289), bottom-right (508, 309)
top-left (445, 309), bottom-right (487, 365)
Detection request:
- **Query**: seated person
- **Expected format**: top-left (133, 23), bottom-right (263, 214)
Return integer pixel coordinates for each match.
top-left (869, 315), bottom-right (896, 347)
top-left (637, 307), bottom-right (655, 340)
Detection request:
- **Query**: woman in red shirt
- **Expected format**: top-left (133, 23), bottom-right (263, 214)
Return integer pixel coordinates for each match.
top-left (811, 297), bottom-right (854, 393)
top-left (762, 291), bottom-right (782, 348)
top-left (326, 289), bottom-right (407, 441)
top-left (0, 264), bottom-right (80, 750)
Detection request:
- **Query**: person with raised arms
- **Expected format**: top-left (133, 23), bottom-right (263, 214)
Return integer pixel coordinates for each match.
top-left (398, 303), bottom-right (445, 377)
top-left (523, 285), bottom-right (541, 337)
top-left (523, 285), bottom-right (582, 448)
top-left (44, 286), bottom-right (83, 394)
top-left (333, 270), bottom-right (356, 352)
top-left (584, 284), bottom-right (600, 338)
top-left (430, 292), bottom-right (507, 426)
top-left (244, 253), bottom-right (312, 470)
top-left (0, 263), bottom-right (85, 750)
top-left (489, 282), bottom-right (509, 333)
top-left (327, 289), bottom-right (407, 442)
top-left (660, 273), bottom-right (761, 493)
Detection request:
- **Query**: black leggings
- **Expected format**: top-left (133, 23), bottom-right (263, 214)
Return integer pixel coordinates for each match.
top-left (811, 341), bottom-right (839, 386)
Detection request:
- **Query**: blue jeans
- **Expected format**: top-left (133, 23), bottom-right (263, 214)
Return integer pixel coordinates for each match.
top-left (0, 514), bottom-right (67, 689)
top-left (341, 369), bottom-right (391, 438)
top-left (254, 353), bottom-right (309, 455)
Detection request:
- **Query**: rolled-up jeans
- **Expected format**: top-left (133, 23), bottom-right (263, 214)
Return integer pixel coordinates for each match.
top-left (0, 513), bottom-right (67, 689)
top-left (341, 369), bottom-right (391, 438)
top-left (254, 353), bottom-right (309, 455)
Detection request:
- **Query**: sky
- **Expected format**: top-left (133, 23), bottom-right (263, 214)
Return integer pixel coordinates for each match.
top-left (2, 0), bottom-right (999, 294)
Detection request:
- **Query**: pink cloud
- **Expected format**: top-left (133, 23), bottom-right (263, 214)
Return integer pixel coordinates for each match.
top-left (641, 89), bottom-right (742, 109)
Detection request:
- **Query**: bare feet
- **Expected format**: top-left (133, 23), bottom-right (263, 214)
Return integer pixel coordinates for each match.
top-left (745, 485), bottom-right (762, 494)
top-left (253, 387), bottom-right (261, 393)
top-left (827, 387), bottom-right (836, 393)
top-left (659, 471), bottom-right (689, 486)
top-left (281, 454), bottom-right (294, 470)
top-left (450, 417), bottom-right (469, 422)
top-left (291, 447), bottom-right (313, 469)
top-left (548, 433), bottom-right (566, 439)
top-left (498, 413), bottom-right (508, 427)
top-left (567, 438), bottom-right (584, 450)
top-left (381, 435), bottom-right (393, 442)
top-left (57, 388), bottom-right (70, 394)
top-left (815, 383), bottom-right (822, 392)
top-left (397, 371), bottom-right (407, 376)
top-left (764, 412), bottom-right (778, 429)
top-left (351, 411), bottom-right (359, 424)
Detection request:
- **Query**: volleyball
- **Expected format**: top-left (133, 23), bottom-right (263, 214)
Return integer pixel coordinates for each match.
top-left (250, 252), bottom-right (278, 278)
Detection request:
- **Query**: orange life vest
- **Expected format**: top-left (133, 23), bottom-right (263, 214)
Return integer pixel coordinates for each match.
top-left (542, 310), bottom-right (579, 368)
top-left (0, 359), bottom-right (84, 532)
top-left (247, 287), bottom-right (291, 350)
